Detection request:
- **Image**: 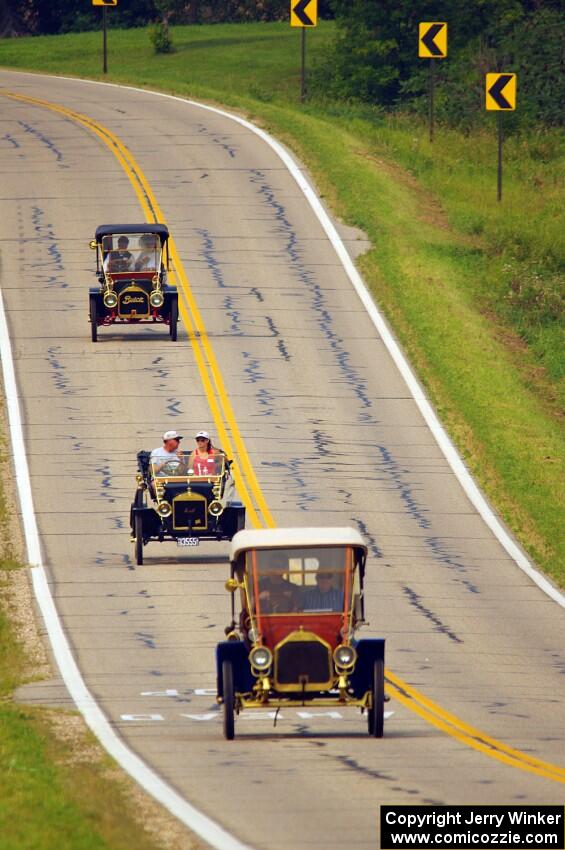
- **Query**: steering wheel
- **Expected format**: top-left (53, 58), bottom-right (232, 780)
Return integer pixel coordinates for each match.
top-left (159, 459), bottom-right (185, 475)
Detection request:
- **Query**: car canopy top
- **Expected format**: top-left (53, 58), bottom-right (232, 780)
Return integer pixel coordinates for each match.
top-left (95, 223), bottom-right (169, 244)
top-left (230, 527), bottom-right (367, 563)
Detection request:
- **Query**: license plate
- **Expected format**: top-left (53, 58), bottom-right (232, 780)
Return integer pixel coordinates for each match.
top-left (177, 537), bottom-right (200, 547)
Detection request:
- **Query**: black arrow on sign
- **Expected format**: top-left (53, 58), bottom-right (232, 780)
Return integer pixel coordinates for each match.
top-left (293, 0), bottom-right (314, 26)
top-left (421, 23), bottom-right (444, 57)
top-left (488, 74), bottom-right (513, 109)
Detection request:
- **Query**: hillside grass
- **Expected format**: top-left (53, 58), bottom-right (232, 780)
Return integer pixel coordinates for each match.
top-left (0, 435), bottom-right (191, 844)
top-left (0, 21), bottom-right (563, 585)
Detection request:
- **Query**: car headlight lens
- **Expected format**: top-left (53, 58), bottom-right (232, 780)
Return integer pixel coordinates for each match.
top-left (208, 499), bottom-right (224, 517)
top-left (149, 290), bottom-right (164, 308)
top-left (333, 644), bottom-right (357, 670)
top-left (250, 646), bottom-right (272, 672)
top-left (156, 501), bottom-right (172, 518)
top-left (103, 290), bottom-right (118, 308)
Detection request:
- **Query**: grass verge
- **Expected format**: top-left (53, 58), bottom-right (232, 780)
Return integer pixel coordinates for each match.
top-left (0, 22), bottom-right (562, 586)
top-left (0, 424), bottom-right (197, 847)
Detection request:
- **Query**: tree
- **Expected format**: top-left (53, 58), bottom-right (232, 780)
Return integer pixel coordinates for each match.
top-left (312, 0), bottom-right (562, 127)
top-left (0, 0), bottom-right (37, 36)
top-left (313, 0), bottom-right (458, 105)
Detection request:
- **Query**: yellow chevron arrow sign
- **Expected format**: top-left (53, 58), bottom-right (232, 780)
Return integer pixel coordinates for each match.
top-left (291, 0), bottom-right (317, 27)
top-left (486, 73), bottom-right (517, 110)
top-left (419, 22), bottom-right (447, 58)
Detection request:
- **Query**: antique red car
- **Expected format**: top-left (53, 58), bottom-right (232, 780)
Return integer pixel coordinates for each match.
top-left (216, 527), bottom-right (385, 739)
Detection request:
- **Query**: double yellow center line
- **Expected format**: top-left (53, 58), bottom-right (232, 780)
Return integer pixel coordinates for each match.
top-left (4, 88), bottom-right (564, 785)
top-left (1, 89), bottom-right (273, 529)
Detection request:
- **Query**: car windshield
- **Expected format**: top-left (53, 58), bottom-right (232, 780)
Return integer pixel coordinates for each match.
top-left (150, 450), bottom-right (225, 480)
top-left (247, 546), bottom-right (352, 615)
top-left (101, 232), bottom-right (162, 274)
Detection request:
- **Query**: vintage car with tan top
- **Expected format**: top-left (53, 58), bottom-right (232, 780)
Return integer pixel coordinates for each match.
top-left (216, 527), bottom-right (385, 739)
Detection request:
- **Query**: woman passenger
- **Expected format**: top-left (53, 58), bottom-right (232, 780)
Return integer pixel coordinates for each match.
top-left (189, 431), bottom-right (219, 476)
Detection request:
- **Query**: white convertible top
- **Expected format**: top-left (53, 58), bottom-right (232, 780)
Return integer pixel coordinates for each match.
top-left (230, 527), bottom-right (367, 562)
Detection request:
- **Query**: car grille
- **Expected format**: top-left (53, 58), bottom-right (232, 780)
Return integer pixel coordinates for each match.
top-left (118, 288), bottom-right (149, 318)
top-left (275, 638), bottom-right (332, 689)
top-left (172, 496), bottom-right (207, 531)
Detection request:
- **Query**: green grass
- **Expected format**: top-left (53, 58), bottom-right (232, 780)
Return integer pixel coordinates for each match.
top-left (0, 430), bottom-right (186, 843)
top-left (0, 565), bottom-right (182, 850)
top-left (0, 22), bottom-right (563, 586)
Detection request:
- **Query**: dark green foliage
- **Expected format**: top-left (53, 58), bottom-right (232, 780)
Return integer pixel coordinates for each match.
top-left (150, 0), bottom-right (175, 52)
top-left (0, 0), bottom-right (334, 35)
top-left (312, 0), bottom-right (564, 129)
top-left (150, 20), bottom-right (173, 53)
top-left (153, 0), bottom-right (334, 24)
top-left (502, 8), bottom-right (565, 127)
top-left (312, 0), bottom-right (426, 103)
top-left (0, 0), bottom-right (157, 34)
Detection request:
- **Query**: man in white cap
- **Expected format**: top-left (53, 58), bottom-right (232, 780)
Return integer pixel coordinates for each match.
top-left (150, 430), bottom-right (184, 474)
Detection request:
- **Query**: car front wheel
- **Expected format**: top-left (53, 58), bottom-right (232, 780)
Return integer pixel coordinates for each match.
top-left (368, 658), bottom-right (385, 738)
top-left (90, 296), bottom-right (98, 342)
top-left (134, 513), bottom-right (144, 566)
top-left (222, 660), bottom-right (235, 740)
top-left (169, 298), bottom-right (178, 342)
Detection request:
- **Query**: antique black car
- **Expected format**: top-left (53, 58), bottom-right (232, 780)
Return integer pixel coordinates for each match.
top-left (216, 527), bottom-right (386, 740)
top-left (89, 224), bottom-right (178, 341)
top-left (130, 450), bottom-right (245, 565)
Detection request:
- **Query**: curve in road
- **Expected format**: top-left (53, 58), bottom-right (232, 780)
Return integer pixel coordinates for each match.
top-left (1, 72), bottom-right (564, 850)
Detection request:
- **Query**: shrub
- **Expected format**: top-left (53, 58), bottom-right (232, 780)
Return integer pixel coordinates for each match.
top-left (150, 20), bottom-right (173, 53)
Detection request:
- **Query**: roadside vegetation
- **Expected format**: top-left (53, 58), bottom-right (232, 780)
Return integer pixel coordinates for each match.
top-left (0, 18), bottom-right (562, 590)
top-left (0, 438), bottom-right (194, 850)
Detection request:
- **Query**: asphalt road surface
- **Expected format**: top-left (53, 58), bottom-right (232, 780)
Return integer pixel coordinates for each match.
top-left (0, 71), bottom-right (563, 850)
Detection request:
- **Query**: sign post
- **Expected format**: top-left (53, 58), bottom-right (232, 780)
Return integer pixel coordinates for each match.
top-left (485, 73), bottom-right (517, 201)
top-left (291, 0), bottom-right (318, 103)
top-left (103, 7), bottom-right (107, 73)
top-left (418, 22), bottom-right (447, 143)
top-left (92, 0), bottom-right (118, 75)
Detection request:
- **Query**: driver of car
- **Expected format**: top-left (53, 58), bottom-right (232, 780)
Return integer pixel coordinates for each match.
top-left (135, 234), bottom-right (158, 272)
top-left (103, 235), bottom-right (134, 272)
top-left (258, 553), bottom-right (300, 614)
top-left (150, 430), bottom-right (185, 475)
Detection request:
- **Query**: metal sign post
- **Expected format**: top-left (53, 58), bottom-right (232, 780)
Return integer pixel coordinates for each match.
top-left (291, 0), bottom-right (317, 103)
top-left (92, 0), bottom-right (118, 75)
top-left (103, 7), bottom-right (108, 74)
top-left (419, 23), bottom-right (448, 143)
top-left (497, 113), bottom-right (503, 202)
top-left (485, 73), bottom-right (517, 202)
top-left (301, 28), bottom-right (306, 103)
top-left (429, 58), bottom-right (435, 143)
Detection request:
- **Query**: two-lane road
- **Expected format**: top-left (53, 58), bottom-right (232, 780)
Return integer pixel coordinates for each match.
top-left (0, 71), bottom-right (563, 850)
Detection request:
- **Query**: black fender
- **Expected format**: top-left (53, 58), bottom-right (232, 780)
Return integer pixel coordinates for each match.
top-left (89, 288), bottom-right (109, 319)
top-left (89, 287), bottom-right (103, 308)
top-left (130, 504), bottom-right (160, 537)
top-left (348, 638), bottom-right (386, 698)
top-left (219, 502), bottom-right (246, 539)
top-left (162, 287), bottom-right (178, 318)
top-left (216, 641), bottom-right (255, 699)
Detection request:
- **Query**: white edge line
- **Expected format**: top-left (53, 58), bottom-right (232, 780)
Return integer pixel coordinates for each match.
top-left (1, 72), bottom-right (562, 829)
top-left (43, 72), bottom-right (562, 608)
top-left (0, 287), bottom-right (254, 850)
